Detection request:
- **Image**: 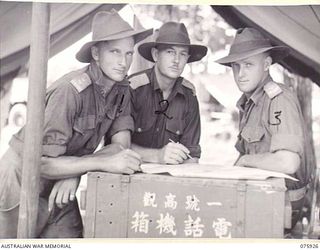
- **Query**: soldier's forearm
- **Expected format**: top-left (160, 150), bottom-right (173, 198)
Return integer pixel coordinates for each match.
top-left (40, 155), bottom-right (98, 179)
top-left (236, 150), bottom-right (300, 174)
top-left (131, 143), bottom-right (162, 163)
top-left (40, 153), bottom-right (121, 179)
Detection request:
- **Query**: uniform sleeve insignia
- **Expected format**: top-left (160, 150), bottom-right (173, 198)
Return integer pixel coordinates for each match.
top-left (182, 78), bottom-right (196, 96)
top-left (263, 81), bottom-right (283, 99)
top-left (70, 73), bottom-right (92, 92)
top-left (129, 73), bottom-right (150, 90)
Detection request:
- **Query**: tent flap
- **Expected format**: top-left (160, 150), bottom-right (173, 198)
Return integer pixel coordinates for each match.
top-left (0, 2), bottom-right (125, 85)
top-left (1, 4), bottom-right (320, 87)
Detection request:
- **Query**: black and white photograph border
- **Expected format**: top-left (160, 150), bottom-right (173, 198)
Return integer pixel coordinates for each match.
top-left (0, 0), bottom-right (319, 248)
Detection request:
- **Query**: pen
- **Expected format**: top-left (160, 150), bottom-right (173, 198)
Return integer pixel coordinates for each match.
top-left (169, 138), bottom-right (193, 160)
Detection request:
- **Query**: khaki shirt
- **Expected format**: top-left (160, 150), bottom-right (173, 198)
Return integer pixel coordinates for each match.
top-left (235, 75), bottom-right (312, 190)
top-left (10, 62), bottom-right (133, 157)
top-left (0, 62), bottom-right (133, 211)
top-left (129, 68), bottom-right (201, 158)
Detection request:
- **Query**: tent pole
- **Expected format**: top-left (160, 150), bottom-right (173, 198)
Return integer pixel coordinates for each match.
top-left (17, 2), bottom-right (50, 238)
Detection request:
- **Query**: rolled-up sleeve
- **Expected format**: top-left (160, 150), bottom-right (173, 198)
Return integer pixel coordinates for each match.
top-left (10, 128), bottom-right (69, 158)
top-left (41, 82), bottom-right (79, 157)
top-left (270, 134), bottom-right (304, 156)
top-left (268, 90), bottom-right (304, 158)
top-left (9, 82), bottom-right (79, 158)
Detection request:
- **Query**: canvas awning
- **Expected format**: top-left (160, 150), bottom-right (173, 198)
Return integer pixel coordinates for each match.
top-left (1, 4), bottom-right (319, 87)
top-left (0, 2), bottom-right (124, 85)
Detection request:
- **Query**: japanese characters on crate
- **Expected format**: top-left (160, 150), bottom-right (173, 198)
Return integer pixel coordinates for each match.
top-left (130, 191), bottom-right (232, 238)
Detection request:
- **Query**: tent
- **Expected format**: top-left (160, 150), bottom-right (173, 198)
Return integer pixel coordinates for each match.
top-left (1, 3), bottom-right (320, 87)
top-left (0, 2), bottom-right (125, 86)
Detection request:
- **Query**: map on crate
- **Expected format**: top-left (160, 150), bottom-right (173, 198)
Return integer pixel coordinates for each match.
top-left (140, 163), bottom-right (298, 181)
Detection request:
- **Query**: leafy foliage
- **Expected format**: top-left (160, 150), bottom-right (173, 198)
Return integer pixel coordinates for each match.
top-left (133, 5), bottom-right (234, 53)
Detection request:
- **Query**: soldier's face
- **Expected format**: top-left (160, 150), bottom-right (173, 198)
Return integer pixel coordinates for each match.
top-left (152, 45), bottom-right (190, 80)
top-left (231, 53), bottom-right (270, 96)
top-left (94, 37), bottom-right (134, 83)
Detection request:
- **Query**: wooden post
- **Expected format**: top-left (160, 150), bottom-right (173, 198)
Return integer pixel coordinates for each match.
top-left (296, 77), bottom-right (316, 172)
top-left (284, 71), bottom-right (316, 173)
top-left (17, 2), bottom-right (50, 238)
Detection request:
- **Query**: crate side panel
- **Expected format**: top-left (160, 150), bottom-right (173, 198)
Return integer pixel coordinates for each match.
top-left (84, 172), bottom-right (99, 238)
top-left (244, 186), bottom-right (285, 238)
top-left (126, 176), bottom-right (238, 238)
top-left (92, 173), bottom-right (129, 238)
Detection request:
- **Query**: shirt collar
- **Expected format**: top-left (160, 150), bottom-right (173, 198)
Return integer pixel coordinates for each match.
top-left (236, 74), bottom-right (272, 111)
top-left (236, 94), bottom-right (248, 112)
top-left (250, 74), bottom-right (272, 104)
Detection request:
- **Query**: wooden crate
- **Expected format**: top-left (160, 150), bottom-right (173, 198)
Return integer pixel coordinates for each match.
top-left (83, 172), bottom-right (287, 238)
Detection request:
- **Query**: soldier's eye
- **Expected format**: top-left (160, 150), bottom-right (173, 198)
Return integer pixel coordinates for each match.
top-left (127, 51), bottom-right (134, 56)
top-left (180, 52), bottom-right (189, 59)
top-left (110, 49), bottom-right (120, 54)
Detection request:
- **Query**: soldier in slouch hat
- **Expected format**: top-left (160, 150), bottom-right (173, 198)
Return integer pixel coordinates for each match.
top-left (129, 22), bottom-right (207, 165)
top-left (216, 27), bottom-right (312, 230)
top-left (0, 10), bottom-right (152, 238)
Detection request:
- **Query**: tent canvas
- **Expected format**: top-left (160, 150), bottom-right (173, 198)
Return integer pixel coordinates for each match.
top-left (1, 3), bottom-right (319, 87)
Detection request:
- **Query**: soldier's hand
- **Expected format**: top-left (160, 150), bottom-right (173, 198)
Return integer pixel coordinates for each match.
top-left (99, 149), bottom-right (142, 174)
top-left (48, 177), bottom-right (80, 212)
top-left (159, 142), bottom-right (190, 164)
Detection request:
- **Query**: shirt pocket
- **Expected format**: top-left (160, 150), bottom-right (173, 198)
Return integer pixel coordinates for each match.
top-left (133, 110), bottom-right (156, 134)
top-left (132, 115), bottom-right (156, 147)
top-left (166, 118), bottom-right (184, 141)
top-left (73, 115), bottom-right (96, 135)
top-left (240, 125), bottom-right (265, 154)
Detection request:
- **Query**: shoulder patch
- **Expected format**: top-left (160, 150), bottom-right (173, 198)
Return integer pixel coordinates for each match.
top-left (263, 81), bottom-right (283, 99)
top-left (182, 78), bottom-right (196, 96)
top-left (129, 73), bottom-right (150, 90)
top-left (70, 73), bottom-right (92, 92)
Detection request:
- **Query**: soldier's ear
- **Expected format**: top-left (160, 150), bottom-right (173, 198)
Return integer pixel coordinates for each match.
top-left (91, 45), bottom-right (99, 61)
top-left (264, 55), bottom-right (272, 71)
top-left (151, 47), bottom-right (158, 62)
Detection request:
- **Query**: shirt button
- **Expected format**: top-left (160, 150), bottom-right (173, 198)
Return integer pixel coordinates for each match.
top-left (137, 128), bottom-right (142, 132)
top-left (176, 130), bottom-right (180, 135)
top-left (156, 128), bottom-right (159, 132)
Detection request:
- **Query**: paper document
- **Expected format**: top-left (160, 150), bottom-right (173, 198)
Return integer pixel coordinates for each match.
top-left (140, 163), bottom-right (297, 181)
